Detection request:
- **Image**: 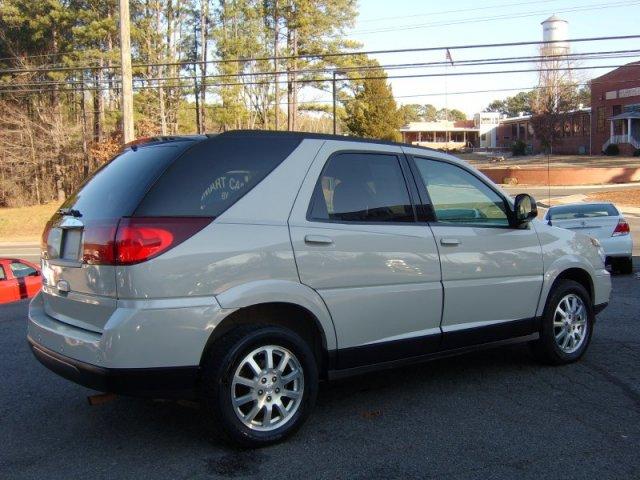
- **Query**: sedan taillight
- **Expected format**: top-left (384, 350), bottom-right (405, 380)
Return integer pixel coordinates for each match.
top-left (612, 218), bottom-right (630, 236)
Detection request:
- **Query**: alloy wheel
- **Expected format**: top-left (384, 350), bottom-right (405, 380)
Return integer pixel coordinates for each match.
top-left (230, 345), bottom-right (304, 431)
top-left (553, 293), bottom-right (588, 354)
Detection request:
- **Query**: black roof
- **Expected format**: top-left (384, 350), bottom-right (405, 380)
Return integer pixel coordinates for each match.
top-left (212, 129), bottom-right (440, 153)
top-left (128, 129), bottom-right (440, 153)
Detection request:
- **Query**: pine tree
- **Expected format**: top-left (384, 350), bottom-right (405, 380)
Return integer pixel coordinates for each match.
top-left (344, 68), bottom-right (402, 141)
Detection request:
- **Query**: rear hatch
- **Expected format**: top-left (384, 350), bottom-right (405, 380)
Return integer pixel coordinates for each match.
top-left (41, 139), bottom-right (199, 333)
top-left (548, 203), bottom-right (620, 241)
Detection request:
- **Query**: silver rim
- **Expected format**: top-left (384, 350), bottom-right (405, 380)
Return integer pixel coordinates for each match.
top-left (231, 345), bottom-right (304, 431)
top-left (553, 293), bottom-right (588, 354)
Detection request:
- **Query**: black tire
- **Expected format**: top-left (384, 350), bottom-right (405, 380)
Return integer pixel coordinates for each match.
top-left (530, 279), bottom-right (594, 365)
top-left (201, 325), bottom-right (318, 448)
top-left (617, 257), bottom-right (633, 275)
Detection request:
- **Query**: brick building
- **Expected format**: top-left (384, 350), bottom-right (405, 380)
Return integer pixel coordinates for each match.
top-left (495, 108), bottom-right (591, 155)
top-left (400, 62), bottom-right (640, 156)
top-left (590, 61), bottom-right (640, 156)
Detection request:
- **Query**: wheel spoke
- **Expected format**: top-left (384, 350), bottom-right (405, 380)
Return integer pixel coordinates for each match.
top-left (273, 400), bottom-right (287, 418)
top-left (247, 357), bottom-right (262, 376)
top-left (233, 375), bottom-right (255, 388)
top-left (555, 328), bottom-right (567, 341)
top-left (555, 306), bottom-right (568, 320)
top-left (265, 347), bottom-right (274, 369)
top-left (263, 404), bottom-right (273, 426)
top-left (276, 351), bottom-right (291, 373)
top-left (282, 369), bottom-right (301, 384)
top-left (233, 393), bottom-right (255, 407)
top-left (244, 403), bottom-right (262, 423)
top-left (562, 332), bottom-right (571, 349)
top-left (282, 389), bottom-right (301, 400)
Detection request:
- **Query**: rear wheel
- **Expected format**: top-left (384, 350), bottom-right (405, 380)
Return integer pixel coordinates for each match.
top-left (531, 279), bottom-right (594, 365)
top-left (201, 325), bottom-right (318, 448)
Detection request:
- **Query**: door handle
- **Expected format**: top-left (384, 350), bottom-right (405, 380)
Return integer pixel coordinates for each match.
top-left (304, 234), bottom-right (334, 245)
top-left (440, 238), bottom-right (461, 246)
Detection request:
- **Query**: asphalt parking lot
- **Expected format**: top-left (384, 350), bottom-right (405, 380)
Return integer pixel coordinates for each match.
top-left (1, 266), bottom-right (639, 480)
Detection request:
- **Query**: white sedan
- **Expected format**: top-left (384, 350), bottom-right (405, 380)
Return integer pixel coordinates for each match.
top-left (544, 202), bottom-right (633, 274)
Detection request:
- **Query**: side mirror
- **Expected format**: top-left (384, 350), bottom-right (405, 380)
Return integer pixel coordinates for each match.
top-left (513, 193), bottom-right (538, 226)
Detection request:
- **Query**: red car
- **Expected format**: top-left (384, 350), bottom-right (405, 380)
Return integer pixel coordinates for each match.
top-left (0, 258), bottom-right (42, 304)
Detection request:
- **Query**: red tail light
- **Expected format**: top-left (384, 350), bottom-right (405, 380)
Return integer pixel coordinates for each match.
top-left (81, 217), bottom-right (212, 265)
top-left (612, 218), bottom-right (630, 236)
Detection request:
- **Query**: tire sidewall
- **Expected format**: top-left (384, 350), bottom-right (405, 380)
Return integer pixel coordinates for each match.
top-left (542, 281), bottom-right (594, 363)
top-left (205, 327), bottom-right (318, 447)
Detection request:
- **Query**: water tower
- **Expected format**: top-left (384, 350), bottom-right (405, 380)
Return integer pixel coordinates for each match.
top-left (541, 15), bottom-right (569, 57)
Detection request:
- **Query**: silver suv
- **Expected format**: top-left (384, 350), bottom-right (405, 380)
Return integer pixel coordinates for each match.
top-left (28, 131), bottom-right (611, 447)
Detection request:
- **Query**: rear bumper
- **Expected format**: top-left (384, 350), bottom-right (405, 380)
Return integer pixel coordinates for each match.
top-left (28, 338), bottom-right (199, 398)
top-left (600, 235), bottom-right (633, 258)
top-left (28, 291), bottom-right (232, 369)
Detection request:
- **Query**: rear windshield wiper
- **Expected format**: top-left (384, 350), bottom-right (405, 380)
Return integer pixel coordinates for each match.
top-left (58, 207), bottom-right (83, 218)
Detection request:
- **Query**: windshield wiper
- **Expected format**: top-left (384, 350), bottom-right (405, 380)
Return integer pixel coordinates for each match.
top-left (58, 207), bottom-right (83, 218)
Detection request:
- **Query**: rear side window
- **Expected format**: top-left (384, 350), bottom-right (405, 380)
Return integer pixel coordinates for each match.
top-left (0, 266), bottom-right (5, 280)
top-left (9, 262), bottom-right (37, 279)
top-left (136, 134), bottom-right (302, 217)
top-left (309, 152), bottom-right (414, 223)
top-left (548, 204), bottom-right (618, 220)
top-left (57, 143), bottom-right (192, 220)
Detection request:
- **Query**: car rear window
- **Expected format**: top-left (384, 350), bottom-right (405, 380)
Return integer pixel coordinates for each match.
top-left (548, 203), bottom-right (618, 220)
top-left (135, 134), bottom-right (302, 217)
top-left (57, 141), bottom-right (196, 220)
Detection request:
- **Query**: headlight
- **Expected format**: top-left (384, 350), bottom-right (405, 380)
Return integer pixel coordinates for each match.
top-left (590, 237), bottom-right (606, 263)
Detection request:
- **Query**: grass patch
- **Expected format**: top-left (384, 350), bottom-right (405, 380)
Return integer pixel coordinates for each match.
top-left (0, 202), bottom-right (60, 242)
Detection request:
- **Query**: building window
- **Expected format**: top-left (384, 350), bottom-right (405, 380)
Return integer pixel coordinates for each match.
top-left (612, 105), bottom-right (623, 135)
top-left (481, 133), bottom-right (487, 141)
top-left (596, 106), bottom-right (605, 132)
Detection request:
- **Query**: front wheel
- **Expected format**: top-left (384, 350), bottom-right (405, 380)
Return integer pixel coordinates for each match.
top-left (530, 280), bottom-right (594, 365)
top-left (201, 325), bottom-right (318, 448)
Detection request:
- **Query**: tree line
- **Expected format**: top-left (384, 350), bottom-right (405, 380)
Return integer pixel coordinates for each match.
top-left (0, 0), bottom-right (405, 207)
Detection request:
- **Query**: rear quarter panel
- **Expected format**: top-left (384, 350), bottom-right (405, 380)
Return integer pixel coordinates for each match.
top-left (116, 139), bottom-right (325, 300)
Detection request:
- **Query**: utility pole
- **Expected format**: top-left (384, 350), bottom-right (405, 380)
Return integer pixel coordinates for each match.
top-left (332, 70), bottom-right (345, 135)
top-left (273, 0), bottom-right (279, 131)
top-left (119, 0), bottom-right (134, 143)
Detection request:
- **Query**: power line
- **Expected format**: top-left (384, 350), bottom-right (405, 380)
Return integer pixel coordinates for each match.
top-left (4, 49), bottom-right (637, 90)
top-left (2, 62), bottom-right (638, 95)
top-left (1, 34), bottom-right (639, 75)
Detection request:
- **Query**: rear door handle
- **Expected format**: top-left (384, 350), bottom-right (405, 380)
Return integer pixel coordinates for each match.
top-left (304, 235), bottom-right (334, 245)
top-left (440, 238), bottom-right (461, 246)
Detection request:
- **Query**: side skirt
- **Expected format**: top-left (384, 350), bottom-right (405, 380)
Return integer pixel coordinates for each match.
top-left (327, 332), bottom-right (539, 381)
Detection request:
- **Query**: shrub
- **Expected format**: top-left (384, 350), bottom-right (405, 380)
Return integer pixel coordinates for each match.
top-left (511, 140), bottom-right (527, 156)
top-left (633, 149), bottom-right (640, 157)
top-left (604, 144), bottom-right (620, 156)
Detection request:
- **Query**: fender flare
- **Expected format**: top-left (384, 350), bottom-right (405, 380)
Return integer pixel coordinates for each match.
top-left (215, 279), bottom-right (337, 351)
top-left (536, 255), bottom-right (597, 317)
